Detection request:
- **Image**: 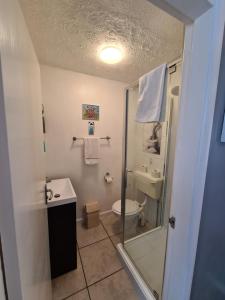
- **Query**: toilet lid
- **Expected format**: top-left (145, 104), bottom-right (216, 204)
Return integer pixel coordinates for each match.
top-left (112, 199), bottom-right (140, 216)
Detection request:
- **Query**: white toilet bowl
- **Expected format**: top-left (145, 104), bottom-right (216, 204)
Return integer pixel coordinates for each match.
top-left (112, 169), bottom-right (162, 232)
top-left (112, 199), bottom-right (143, 218)
top-left (112, 199), bottom-right (146, 235)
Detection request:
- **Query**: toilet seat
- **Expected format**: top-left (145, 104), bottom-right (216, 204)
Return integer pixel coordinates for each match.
top-left (112, 199), bottom-right (141, 216)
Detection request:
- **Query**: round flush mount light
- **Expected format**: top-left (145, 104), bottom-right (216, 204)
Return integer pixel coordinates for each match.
top-left (99, 47), bottom-right (123, 64)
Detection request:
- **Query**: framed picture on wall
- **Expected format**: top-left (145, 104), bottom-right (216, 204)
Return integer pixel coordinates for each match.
top-left (143, 122), bottom-right (162, 155)
top-left (82, 104), bottom-right (99, 120)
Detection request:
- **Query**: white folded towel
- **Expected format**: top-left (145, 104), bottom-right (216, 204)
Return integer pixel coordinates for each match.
top-left (136, 63), bottom-right (166, 123)
top-left (84, 137), bottom-right (100, 165)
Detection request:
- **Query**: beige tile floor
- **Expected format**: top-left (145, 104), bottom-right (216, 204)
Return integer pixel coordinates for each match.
top-left (110, 233), bottom-right (122, 247)
top-left (66, 289), bottom-right (89, 300)
top-left (100, 212), bottom-right (122, 236)
top-left (52, 254), bottom-right (86, 300)
top-left (77, 223), bottom-right (108, 248)
top-left (125, 227), bottom-right (167, 298)
top-left (89, 269), bottom-right (143, 300)
top-left (52, 212), bottom-right (145, 300)
top-left (124, 219), bottom-right (154, 240)
top-left (80, 238), bottom-right (123, 285)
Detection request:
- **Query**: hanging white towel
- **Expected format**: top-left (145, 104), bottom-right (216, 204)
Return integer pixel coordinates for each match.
top-left (136, 63), bottom-right (166, 123)
top-left (84, 137), bottom-right (100, 165)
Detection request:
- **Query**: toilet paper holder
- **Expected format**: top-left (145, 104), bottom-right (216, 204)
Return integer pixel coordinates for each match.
top-left (104, 172), bottom-right (113, 184)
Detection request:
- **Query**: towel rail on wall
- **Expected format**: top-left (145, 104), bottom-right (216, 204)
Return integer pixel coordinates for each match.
top-left (72, 136), bottom-right (111, 142)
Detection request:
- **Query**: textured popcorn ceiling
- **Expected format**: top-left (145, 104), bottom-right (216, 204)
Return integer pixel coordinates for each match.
top-left (19, 0), bottom-right (184, 83)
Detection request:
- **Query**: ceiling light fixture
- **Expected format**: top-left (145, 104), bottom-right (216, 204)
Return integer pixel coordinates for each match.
top-left (99, 47), bottom-right (123, 64)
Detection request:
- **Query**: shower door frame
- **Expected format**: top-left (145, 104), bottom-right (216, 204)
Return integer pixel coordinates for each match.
top-left (121, 59), bottom-right (181, 243)
top-left (119, 1), bottom-right (225, 300)
top-left (121, 89), bottom-right (129, 246)
top-left (120, 59), bottom-right (182, 300)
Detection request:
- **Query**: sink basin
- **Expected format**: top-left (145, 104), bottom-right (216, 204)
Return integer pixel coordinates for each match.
top-left (133, 170), bottom-right (163, 200)
top-left (47, 178), bottom-right (76, 208)
top-left (134, 170), bottom-right (163, 183)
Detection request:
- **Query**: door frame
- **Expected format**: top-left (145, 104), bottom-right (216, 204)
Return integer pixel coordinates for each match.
top-left (150, 0), bottom-right (225, 299)
top-left (0, 56), bottom-right (23, 300)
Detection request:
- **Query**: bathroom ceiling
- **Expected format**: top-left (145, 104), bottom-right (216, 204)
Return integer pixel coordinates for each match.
top-left (19, 0), bottom-right (184, 83)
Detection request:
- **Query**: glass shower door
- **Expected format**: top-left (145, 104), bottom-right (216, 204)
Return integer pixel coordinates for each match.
top-left (122, 61), bottom-right (182, 299)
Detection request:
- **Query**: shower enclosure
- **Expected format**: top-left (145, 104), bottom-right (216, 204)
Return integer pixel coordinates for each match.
top-left (119, 60), bottom-right (182, 299)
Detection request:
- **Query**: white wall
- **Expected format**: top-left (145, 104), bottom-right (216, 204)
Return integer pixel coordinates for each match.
top-left (0, 0), bottom-right (51, 299)
top-left (41, 65), bottom-right (127, 218)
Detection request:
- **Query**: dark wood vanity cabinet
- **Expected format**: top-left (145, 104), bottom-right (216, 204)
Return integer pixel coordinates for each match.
top-left (47, 202), bottom-right (77, 278)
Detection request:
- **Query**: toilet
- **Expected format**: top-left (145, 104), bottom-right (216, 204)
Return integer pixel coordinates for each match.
top-left (112, 199), bottom-right (143, 218)
top-left (112, 198), bottom-right (146, 235)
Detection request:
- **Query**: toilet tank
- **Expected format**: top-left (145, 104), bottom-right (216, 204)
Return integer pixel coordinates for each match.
top-left (133, 170), bottom-right (163, 200)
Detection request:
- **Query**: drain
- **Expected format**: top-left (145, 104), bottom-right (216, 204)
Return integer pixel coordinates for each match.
top-left (54, 194), bottom-right (60, 198)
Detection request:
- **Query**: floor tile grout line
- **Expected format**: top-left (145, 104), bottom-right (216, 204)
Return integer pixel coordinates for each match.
top-left (99, 219), bottom-right (113, 238)
top-left (77, 246), bottom-right (92, 300)
top-left (99, 218), bottom-right (122, 250)
top-left (109, 233), bottom-right (121, 250)
top-left (100, 220), bottom-right (115, 247)
top-left (55, 213), bottom-right (139, 300)
top-left (77, 215), bottom-right (120, 299)
top-left (78, 236), bottom-right (109, 250)
top-left (62, 287), bottom-right (87, 300)
top-left (99, 218), bottom-right (126, 279)
top-left (87, 267), bottom-right (124, 288)
top-left (78, 234), bottom-right (124, 288)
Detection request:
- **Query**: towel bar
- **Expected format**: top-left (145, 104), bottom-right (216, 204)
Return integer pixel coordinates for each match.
top-left (72, 136), bottom-right (111, 142)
